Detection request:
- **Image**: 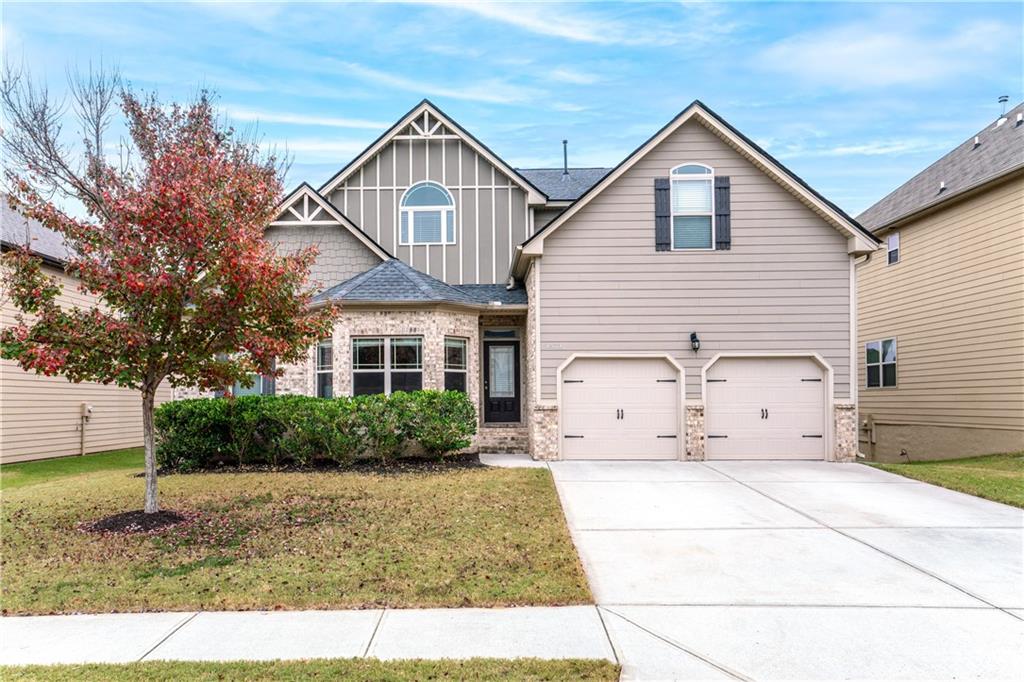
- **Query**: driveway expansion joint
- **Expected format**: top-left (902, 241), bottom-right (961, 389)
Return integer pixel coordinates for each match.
top-left (137, 611), bottom-right (199, 662)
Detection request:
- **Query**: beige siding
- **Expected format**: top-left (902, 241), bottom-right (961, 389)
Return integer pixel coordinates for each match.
top-left (265, 222), bottom-right (381, 292)
top-left (857, 173), bottom-right (1024, 439)
top-left (1, 265), bottom-right (171, 463)
top-left (329, 112), bottom-right (529, 285)
top-left (538, 120), bottom-right (852, 401)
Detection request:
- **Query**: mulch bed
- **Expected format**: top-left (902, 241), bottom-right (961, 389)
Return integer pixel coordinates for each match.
top-left (80, 509), bottom-right (194, 534)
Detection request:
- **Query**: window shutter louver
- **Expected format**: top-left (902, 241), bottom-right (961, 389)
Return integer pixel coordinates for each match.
top-left (714, 176), bottom-right (731, 250)
top-left (654, 177), bottom-right (671, 251)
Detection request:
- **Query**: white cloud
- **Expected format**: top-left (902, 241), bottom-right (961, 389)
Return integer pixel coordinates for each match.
top-left (758, 17), bottom-right (1016, 89)
top-left (552, 102), bottom-right (588, 113)
top-left (428, 1), bottom-right (730, 47)
top-left (548, 67), bottom-right (600, 85)
top-left (768, 137), bottom-right (950, 160)
top-left (335, 61), bottom-right (539, 104)
top-left (266, 137), bottom-right (371, 161)
top-left (225, 107), bottom-right (388, 130)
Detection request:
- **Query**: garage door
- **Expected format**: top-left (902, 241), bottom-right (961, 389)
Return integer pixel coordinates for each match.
top-left (561, 357), bottom-right (680, 460)
top-left (705, 356), bottom-right (827, 460)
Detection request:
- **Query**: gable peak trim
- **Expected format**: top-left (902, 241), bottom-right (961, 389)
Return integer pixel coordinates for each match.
top-left (269, 183), bottom-right (391, 261)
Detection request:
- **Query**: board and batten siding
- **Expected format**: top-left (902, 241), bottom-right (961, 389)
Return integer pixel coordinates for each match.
top-left (857, 173), bottom-right (1024, 432)
top-left (538, 120), bottom-right (852, 401)
top-left (1, 265), bottom-right (171, 463)
top-left (328, 126), bottom-right (530, 285)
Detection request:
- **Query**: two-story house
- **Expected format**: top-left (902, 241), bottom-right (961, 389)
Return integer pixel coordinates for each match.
top-left (856, 103), bottom-right (1024, 461)
top-left (195, 99), bottom-right (880, 461)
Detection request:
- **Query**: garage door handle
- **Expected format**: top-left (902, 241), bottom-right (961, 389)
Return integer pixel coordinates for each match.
top-left (656, 379), bottom-right (676, 383)
top-left (707, 379), bottom-right (727, 383)
top-left (801, 378), bottom-right (822, 382)
top-left (657, 435), bottom-right (677, 439)
top-left (802, 434), bottom-right (823, 438)
top-left (563, 379), bottom-right (584, 383)
top-left (707, 435), bottom-right (728, 438)
top-left (564, 435), bottom-right (584, 439)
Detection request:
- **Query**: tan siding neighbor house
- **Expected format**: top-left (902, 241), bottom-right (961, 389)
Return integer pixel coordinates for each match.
top-left (1, 209), bottom-right (171, 463)
top-left (856, 104), bottom-right (1024, 461)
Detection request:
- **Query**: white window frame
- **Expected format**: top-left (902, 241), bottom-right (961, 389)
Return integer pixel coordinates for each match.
top-left (351, 336), bottom-right (423, 395)
top-left (316, 338), bottom-right (333, 398)
top-left (444, 336), bottom-right (468, 392)
top-left (670, 163), bottom-right (715, 251)
top-left (399, 181), bottom-right (456, 246)
top-left (865, 338), bottom-right (897, 389)
top-left (232, 374), bottom-right (267, 397)
top-left (887, 231), bottom-right (900, 265)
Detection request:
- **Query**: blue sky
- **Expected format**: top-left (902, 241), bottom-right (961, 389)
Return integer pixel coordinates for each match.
top-left (3, 1), bottom-right (1021, 215)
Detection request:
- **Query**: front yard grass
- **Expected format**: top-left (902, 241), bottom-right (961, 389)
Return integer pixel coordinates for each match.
top-left (1, 659), bottom-right (620, 681)
top-left (0, 448), bottom-right (143, 491)
top-left (871, 452), bottom-right (1024, 508)
top-left (1, 454), bottom-right (591, 614)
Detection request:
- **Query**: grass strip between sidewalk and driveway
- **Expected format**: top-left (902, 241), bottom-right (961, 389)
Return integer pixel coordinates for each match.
top-left (871, 452), bottom-right (1024, 509)
top-left (1, 659), bottom-right (621, 681)
top-left (1, 451), bottom-right (591, 615)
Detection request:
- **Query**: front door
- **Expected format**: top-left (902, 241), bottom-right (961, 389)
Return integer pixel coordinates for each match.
top-left (483, 340), bottom-right (520, 423)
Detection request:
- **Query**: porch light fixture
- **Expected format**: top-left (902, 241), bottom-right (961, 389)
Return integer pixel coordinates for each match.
top-left (690, 332), bottom-right (701, 353)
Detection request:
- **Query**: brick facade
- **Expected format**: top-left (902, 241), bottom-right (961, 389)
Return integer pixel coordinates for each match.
top-left (684, 404), bottom-right (705, 460)
top-left (833, 402), bottom-right (858, 462)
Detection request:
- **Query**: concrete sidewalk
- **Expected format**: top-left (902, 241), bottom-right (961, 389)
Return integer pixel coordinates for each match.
top-left (0, 606), bottom-right (616, 666)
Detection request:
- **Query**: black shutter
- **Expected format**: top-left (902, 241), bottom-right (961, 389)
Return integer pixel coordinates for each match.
top-left (714, 176), bottom-right (731, 250)
top-left (262, 358), bottom-right (276, 395)
top-left (654, 177), bottom-right (671, 251)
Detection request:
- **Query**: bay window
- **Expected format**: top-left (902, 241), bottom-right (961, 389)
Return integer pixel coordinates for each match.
top-left (444, 337), bottom-right (468, 392)
top-left (352, 336), bottom-right (423, 395)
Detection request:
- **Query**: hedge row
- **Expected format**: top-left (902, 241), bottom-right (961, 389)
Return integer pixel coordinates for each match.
top-left (154, 391), bottom-right (477, 471)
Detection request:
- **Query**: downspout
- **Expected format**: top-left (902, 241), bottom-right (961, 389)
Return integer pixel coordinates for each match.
top-left (852, 252), bottom-right (871, 458)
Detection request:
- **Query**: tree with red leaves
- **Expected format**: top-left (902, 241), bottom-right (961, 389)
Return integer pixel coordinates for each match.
top-left (1, 65), bottom-right (335, 513)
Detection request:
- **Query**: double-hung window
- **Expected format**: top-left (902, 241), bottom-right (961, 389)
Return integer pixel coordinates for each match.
top-left (887, 232), bottom-right (900, 265)
top-left (316, 338), bottom-right (333, 398)
top-left (232, 374), bottom-right (267, 396)
top-left (670, 164), bottom-right (714, 250)
top-left (444, 337), bottom-right (468, 392)
top-left (352, 336), bottom-right (423, 395)
top-left (400, 182), bottom-right (456, 245)
top-left (865, 338), bottom-right (897, 388)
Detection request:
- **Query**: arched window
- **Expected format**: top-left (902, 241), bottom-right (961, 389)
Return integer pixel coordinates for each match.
top-left (670, 163), bottom-right (714, 250)
top-left (400, 182), bottom-right (456, 245)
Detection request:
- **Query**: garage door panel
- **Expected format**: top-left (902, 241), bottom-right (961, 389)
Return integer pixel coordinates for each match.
top-left (562, 357), bottom-right (680, 460)
top-left (706, 357), bottom-right (826, 460)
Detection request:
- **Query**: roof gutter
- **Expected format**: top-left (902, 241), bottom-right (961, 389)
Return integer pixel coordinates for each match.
top-left (0, 241), bottom-right (67, 269)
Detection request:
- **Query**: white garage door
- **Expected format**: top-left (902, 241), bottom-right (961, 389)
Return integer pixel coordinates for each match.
top-left (561, 357), bottom-right (680, 460)
top-left (705, 356), bottom-right (827, 460)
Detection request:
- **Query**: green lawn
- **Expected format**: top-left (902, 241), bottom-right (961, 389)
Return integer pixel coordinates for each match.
top-left (1, 451), bottom-right (591, 615)
top-left (0, 659), bottom-right (620, 681)
top-left (1, 448), bottom-right (143, 491)
top-left (871, 452), bottom-right (1024, 508)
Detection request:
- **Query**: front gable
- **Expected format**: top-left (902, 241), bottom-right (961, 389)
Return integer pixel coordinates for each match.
top-left (266, 183), bottom-right (389, 292)
top-left (315, 100), bottom-right (543, 285)
top-left (515, 101), bottom-right (878, 276)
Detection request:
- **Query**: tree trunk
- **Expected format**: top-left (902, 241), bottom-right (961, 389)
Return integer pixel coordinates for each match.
top-left (142, 386), bottom-right (159, 514)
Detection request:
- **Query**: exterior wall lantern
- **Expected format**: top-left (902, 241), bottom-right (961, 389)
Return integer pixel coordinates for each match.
top-left (690, 332), bottom-right (701, 353)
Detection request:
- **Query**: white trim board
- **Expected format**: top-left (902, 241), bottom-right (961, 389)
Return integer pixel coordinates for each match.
top-left (268, 184), bottom-right (391, 261)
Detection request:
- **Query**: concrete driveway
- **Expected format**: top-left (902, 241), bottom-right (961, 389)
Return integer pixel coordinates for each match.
top-left (549, 460), bottom-right (1024, 681)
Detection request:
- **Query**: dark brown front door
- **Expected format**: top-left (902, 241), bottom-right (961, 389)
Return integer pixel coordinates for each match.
top-left (483, 340), bottom-right (520, 423)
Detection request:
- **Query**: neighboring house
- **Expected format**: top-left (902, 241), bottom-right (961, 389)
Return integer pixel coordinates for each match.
top-left (0, 206), bottom-right (172, 463)
top-left (855, 103), bottom-right (1024, 462)
top-left (182, 99), bottom-right (879, 461)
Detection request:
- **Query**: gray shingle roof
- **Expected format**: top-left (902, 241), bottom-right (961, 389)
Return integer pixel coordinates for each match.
top-left (857, 102), bottom-right (1024, 231)
top-left (0, 203), bottom-right (72, 264)
top-left (517, 168), bottom-right (612, 201)
top-left (313, 259), bottom-right (526, 307)
top-left (452, 283), bottom-right (527, 305)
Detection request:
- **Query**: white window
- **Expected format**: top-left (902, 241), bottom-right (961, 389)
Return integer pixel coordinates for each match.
top-left (316, 338), bottom-right (333, 398)
top-left (352, 336), bottom-right (423, 395)
top-left (670, 164), bottom-right (714, 250)
top-left (400, 182), bottom-right (455, 245)
top-left (866, 338), bottom-right (897, 388)
top-left (887, 232), bottom-right (900, 265)
top-left (444, 337), bottom-right (468, 393)
top-left (232, 374), bottom-right (268, 397)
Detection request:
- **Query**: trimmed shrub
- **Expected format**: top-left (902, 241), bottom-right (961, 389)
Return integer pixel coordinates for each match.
top-left (155, 390), bottom-right (477, 471)
top-left (410, 390), bottom-right (478, 458)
